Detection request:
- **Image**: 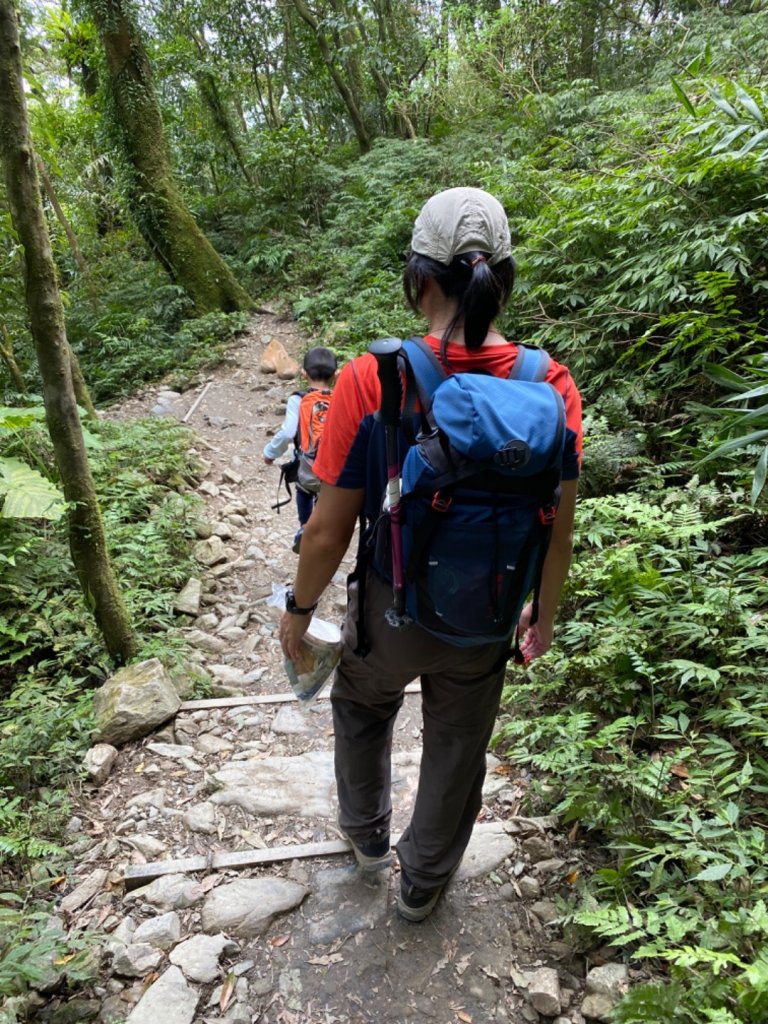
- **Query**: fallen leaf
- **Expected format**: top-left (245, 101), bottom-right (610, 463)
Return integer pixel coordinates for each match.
top-left (134, 763), bottom-right (145, 774)
top-left (670, 763), bottom-right (690, 779)
top-left (458, 1013), bottom-right (473, 1023)
top-left (270, 935), bottom-right (290, 947)
top-left (198, 874), bottom-right (219, 893)
top-left (220, 971), bottom-right (237, 1012)
top-left (306, 953), bottom-right (343, 966)
top-left (53, 954), bottom-right (77, 965)
top-left (566, 869), bottom-right (580, 884)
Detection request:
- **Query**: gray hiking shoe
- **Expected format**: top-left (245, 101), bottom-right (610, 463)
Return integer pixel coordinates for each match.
top-left (339, 825), bottom-right (392, 871)
top-left (397, 864), bottom-right (459, 922)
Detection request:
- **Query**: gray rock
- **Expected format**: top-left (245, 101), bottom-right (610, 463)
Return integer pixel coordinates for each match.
top-left (146, 742), bottom-right (197, 760)
top-left (133, 911), bottom-right (181, 950)
top-left (208, 664), bottom-right (248, 685)
top-left (222, 469), bottom-right (243, 485)
top-left (125, 966), bottom-right (199, 1024)
top-left (271, 706), bottom-right (322, 735)
top-left (198, 480), bottom-right (220, 497)
top-left (195, 733), bottom-right (234, 755)
top-left (169, 932), bottom-right (230, 983)
top-left (93, 659), bottom-right (181, 746)
top-left (536, 857), bottom-right (567, 876)
top-left (193, 536), bottom-right (227, 566)
top-left (123, 834), bottom-right (168, 859)
top-left (581, 993), bottom-right (617, 1022)
top-left (183, 802), bottom-right (217, 834)
top-left (106, 916), bottom-right (136, 953)
top-left (184, 629), bottom-right (227, 655)
top-left (522, 835), bottom-right (556, 862)
top-left (455, 822), bottom-right (516, 881)
top-left (531, 899), bottom-right (559, 925)
top-left (126, 874), bottom-right (205, 911)
top-left (201, 877), bottom-right (307, 938)
top-left (308, 866), bottom-right (389, 944)
top-left (585, 963), bottom-right (629, 997)
top-left (84, 743), bottom-right (119, 786)
top-left (528, 967), bottom-right (562, 1016)
top-left (112, 943), bottom-right (163, 978)
top-left (174, 579), bottom-right (203, 616)
top-left (126, 787), bottom-right (166, 810)
top-left (60, 868), bottom-right (108, 914)
top-left (518, 875), bottom-right (542, 899)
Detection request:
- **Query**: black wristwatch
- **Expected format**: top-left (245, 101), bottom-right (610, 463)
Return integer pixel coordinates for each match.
top-left (285, 588), bottom-right (317, 616)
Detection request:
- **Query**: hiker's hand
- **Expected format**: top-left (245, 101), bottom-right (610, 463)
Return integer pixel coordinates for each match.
top-left (279, 611), bottom-right (311, 661)
top-left (263, 457), bottom-right (274, 465)
top-left (518, 603), bottom-right (553, 662)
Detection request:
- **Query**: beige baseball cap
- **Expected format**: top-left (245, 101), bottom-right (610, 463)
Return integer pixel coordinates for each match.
top-left (411, 187), bottom-right (512, 266)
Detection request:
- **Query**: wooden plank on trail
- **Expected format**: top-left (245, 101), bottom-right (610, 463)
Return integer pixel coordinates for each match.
top-left (122, 832), bottom-right (403, 890)
top-left (179, 680), bottom-right (421, 712)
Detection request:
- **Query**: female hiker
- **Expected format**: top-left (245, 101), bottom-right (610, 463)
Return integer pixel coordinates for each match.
top-left (278, 187), bottom-right (582, 922)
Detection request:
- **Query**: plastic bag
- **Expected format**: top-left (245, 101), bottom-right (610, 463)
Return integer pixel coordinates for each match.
top-left (284, 617), bottom-right (342, 708)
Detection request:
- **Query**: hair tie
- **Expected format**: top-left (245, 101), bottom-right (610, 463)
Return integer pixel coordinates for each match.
top-left (470, 255), bottom-right (487, 267)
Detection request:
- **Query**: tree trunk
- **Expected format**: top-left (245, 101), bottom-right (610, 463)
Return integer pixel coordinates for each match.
top-left (85, 0), bottom-right (251, 314)
top-left (0, 0), bottom-right (137, 664)
top-left (291, 0), bottom-right (372, 153)
top-left (0, 325), bottom-right (27, 394)
top-left (36, 155), bottom-right (99, 306)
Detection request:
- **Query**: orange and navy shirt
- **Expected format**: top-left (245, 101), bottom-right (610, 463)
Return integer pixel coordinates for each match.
top-left (313, 335), bottom-right (582, 523)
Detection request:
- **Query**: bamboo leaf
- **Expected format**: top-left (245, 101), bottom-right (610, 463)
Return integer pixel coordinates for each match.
top-left (671, 78), bottom-right (696, 117)
top-left (752, 446), bottom-right (768, 504)
top-left (691, 862), bottom-right (733, 882)
top-left (734, 84), bottom-right (765, 125)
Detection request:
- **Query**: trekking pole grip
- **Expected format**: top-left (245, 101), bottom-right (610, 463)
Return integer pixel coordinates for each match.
top-left (369, 338), bottom-right (403, 427)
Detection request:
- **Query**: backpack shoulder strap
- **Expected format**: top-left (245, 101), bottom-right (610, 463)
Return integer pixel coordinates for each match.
top-left (402, 336), bottom-right (447, 420)
top-left (509, 344), bottom-right (551, 383)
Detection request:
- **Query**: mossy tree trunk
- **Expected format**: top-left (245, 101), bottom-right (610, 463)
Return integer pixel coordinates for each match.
top-left (0, 0), bottom-right (137, 664)
top-left (85, 0), bottom-right (251, 315)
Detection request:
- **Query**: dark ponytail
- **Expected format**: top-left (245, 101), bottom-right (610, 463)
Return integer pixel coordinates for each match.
top-left (404, 251), bottom-right (515, 357)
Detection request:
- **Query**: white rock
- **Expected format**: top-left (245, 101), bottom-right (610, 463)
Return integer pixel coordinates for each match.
top-left (586, 963), bottom-right (629, 997)
top-left (126, 874), bottom-right (204, 911)
top-left (125, 966), bottom-right (199, 1024)
top-left (195, 733), bottom-right (234, 755)
top-left (528, 967), bottom-right (562, 1016)
top-left (112, 943), bottom-right (163, 977)
top-left (133, 912), bottom-right (181, 950)
top-left (60, 869), bottom-right (108, 914)
top-left (146, 742), bottom-right (197, 760)
top-left (183, 802), bottom-right (217, 834)
top-left (84, 743), bottom-right (119, 786)
top-left (174, 579), bottom-right (202, 616)
top-left (193, 536), bottom-right (227, 566)
top-left (169, 933), bottom-right (230, 983)
top-left (202, 878), bottom-right (307, 938)
top-left (123, 834), bottom-right (168, 859)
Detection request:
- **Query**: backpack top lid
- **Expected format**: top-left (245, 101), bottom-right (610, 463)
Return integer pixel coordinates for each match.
top-left (402, 338), bottom-right (565, 480)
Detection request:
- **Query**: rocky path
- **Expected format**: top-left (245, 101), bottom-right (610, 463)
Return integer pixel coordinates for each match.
top-left (53, 316), bottom-right (630, 1024)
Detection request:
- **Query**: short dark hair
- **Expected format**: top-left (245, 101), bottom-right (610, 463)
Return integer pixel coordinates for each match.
top-left (404, 252), bottom-right (515, 357)
top-left (303, 346), bottom-right (338, 380)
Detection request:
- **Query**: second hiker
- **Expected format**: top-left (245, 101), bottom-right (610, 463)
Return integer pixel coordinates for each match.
top-left (264, 346), bottom-right (338, 553)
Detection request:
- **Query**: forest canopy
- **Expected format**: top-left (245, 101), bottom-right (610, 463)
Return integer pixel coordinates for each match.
top-left (1, 0), bottom-right (767, 1021)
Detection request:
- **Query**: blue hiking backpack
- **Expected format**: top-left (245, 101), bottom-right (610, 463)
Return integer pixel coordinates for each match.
top-left (371, 337), bottom-right (566, 653)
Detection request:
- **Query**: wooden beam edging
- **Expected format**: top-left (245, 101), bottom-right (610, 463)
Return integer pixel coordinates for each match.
top-left (180, 680), bottom-right (421, 712)
top-left (122, 832), bottom-right (403, 891)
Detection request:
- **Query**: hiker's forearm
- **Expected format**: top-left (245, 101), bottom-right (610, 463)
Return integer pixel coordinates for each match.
top-left (537, 479), bottom-right (577, 625)
top-left (291, 484), bottom-right (363, 608)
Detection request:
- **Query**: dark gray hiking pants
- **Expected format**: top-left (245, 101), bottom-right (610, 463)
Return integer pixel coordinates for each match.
top-left (331, 571), bottom-right (508, 891)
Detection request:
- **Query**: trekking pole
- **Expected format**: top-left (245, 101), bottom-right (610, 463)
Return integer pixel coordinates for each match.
top-left (369, 338), bottom-right (411, 629)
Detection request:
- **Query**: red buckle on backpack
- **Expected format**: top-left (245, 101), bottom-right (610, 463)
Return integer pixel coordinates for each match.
top-left (539, 504), bottom-right (557, 525)
top-left (431, 492), bottom-right (452, 513)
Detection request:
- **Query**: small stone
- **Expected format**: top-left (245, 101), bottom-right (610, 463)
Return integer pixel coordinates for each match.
top-left (531, 899), bottom-right (559, 925)
top-left (174, 579), bottom-right (203, 616)
top-left (522, 835), bottom-right (556, 862)
top-left (169, 932), bottom-right (230, 983)
top-left (146, 742), bottom-right (196, 760)
top-left (580, 993), bottom-right (616, 1022)
top-left (123, 834), bottom-right (168, 859)
top-left (518, 875), bottom-right (542, 899)
top-left (195, 733), bottom-right (234, 755)
top-left (112, 943), bottom-right (163, 978)
top-left (198, 480), bottom-right (220, 497)
top-left (124, 966), bottom-right (199, 1024)
top-left (133, 911), bottom-right (181, 950)
top-left (193, 536), bottom-right (227, 567)
top-left (84, 743), bottom-right (119, 786)
top-left (528, 967), bottom-right (562, 1016)
top-left (60, 869), bottom-right (108, 914)
top-left (535, 858), bottom-right (566, 876)
top-left (585, 962), bottom-right (629, 996)
top-left (222, 469), bottom-right (243, 485)
top-left (183, 802), bottom-right (217, 834)
top-left (125, 874), bottom-right (204, 912)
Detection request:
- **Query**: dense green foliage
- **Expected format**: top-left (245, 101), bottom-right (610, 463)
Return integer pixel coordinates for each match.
top-left (1, 0), bottom-right (767, 1018)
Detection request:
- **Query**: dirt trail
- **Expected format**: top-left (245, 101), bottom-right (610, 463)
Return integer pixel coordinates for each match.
top-left (56, 315), bottom-right (616, 1024)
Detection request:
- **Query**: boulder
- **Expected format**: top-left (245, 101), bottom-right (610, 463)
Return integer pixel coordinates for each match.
top-left (93, 659), bottom-right (181, 746)
top-left (259, 338), bottom-right (298, 379)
